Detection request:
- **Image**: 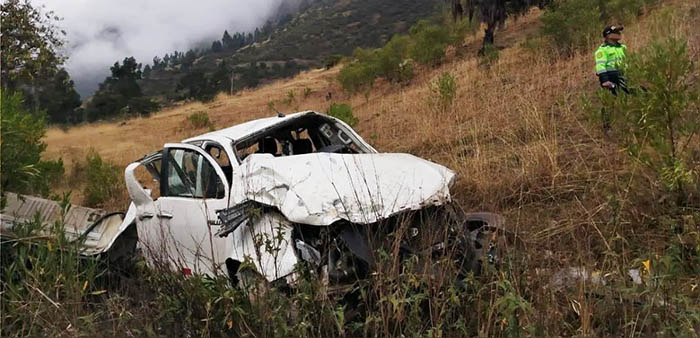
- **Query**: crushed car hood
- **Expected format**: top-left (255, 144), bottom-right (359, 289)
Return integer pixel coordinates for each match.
top-left (232, 153), bottom-right (455, 225)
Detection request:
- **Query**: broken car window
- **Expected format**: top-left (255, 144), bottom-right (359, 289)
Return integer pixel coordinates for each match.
top-left (205, 144), bottom-right (232, 187)
top-left (134, 164), bottom-right (161, 200)
top-left (164, 149), bottom-right (225, 199)
top-left (233, 115), bottom-right (369, 162)
top-left (208, 146), bottom-right (230, 167)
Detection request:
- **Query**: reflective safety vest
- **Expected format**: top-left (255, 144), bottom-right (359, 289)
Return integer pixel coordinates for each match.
top-left (595, 43), bottom-right (626, 75)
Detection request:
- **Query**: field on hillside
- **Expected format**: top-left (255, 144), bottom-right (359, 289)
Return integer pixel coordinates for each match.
top-left (44, 7), bottom-right (542, 208)
top-left (46, 0), bottom-right (698, 216)
top-left (35, 0), bottom-right (700, 335)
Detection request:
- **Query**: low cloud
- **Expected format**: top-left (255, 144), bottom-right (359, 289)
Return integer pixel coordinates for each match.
top-left (35, 0), bottom-right (289, 96)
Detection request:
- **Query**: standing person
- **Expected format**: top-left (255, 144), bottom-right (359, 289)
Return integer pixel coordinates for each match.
top-left (595, 25), bottom-right (628, 94)
top-left (595, 25), bottom-right (627, 132)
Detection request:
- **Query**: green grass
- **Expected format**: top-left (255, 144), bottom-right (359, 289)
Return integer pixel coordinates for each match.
top-left (187, 111), bottom-right (213, 129)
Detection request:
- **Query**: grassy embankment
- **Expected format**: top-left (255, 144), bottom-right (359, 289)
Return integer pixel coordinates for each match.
top-left (21, 0), bottom-right (700, 335)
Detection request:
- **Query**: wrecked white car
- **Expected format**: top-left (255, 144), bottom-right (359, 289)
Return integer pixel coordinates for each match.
top-left (2, 111), bottom-right (504, 288)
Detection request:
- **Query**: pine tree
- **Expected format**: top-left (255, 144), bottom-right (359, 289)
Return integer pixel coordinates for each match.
top-left (152, 56), bottom-right (163, 70)
top-left (143, 64), bottom-right (152, 78)
top-left (222, 30), bottom-right (234, 48)
top-left (86, 57), bottom-right (158, 121)
top-left (211, 40), bottom-right (223, 52)
top-left (38, 69), bottom-right (82, 124)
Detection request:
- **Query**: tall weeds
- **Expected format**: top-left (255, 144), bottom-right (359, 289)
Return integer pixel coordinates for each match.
top-left (22, 0), bottom-right (700, 336)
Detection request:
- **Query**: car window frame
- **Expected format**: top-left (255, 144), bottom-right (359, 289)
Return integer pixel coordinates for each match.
top-left (159, 143), bottom-right (230, 200)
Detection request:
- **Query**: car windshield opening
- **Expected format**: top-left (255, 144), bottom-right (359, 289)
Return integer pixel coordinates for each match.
top-left (234, 115), bottom-right (367, 162)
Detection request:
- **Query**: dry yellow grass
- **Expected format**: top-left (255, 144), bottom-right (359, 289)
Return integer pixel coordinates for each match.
top-left (45, 0), bottom-right (698, 235)
top-left (33, 0), bottom-right (700, 334)
top-left (44, 68), bottom-right (340, 170)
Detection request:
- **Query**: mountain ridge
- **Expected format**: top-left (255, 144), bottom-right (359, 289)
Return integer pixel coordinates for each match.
top-left (137, 0), bottom-right (441, 102)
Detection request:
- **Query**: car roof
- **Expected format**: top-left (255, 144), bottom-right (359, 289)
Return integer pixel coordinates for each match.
top-left (183, 110), bottom-right (318, 143)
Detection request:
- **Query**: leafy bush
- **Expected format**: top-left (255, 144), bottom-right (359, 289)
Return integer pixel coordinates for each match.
top-left (339, 36), bottom-right (415, 91)
top-left (541, 0), bottom-right (659, 55)
top-left (338, 49), bottom-right (378, 93)
top-left (338, 19), bottom-right (463, 93)
top-left (303, 87), bottom-right (312, 98)
top-left (594, 37), bottom-right (699, 204)
top-left (375, 35), bottom-right (413, 83)
top-left (0, 90), bottom-right (64, 198)
top-left (408, 20), bottom-right (454, 66)
top-left (602, 0), bottom-right (655, 24)
top-left (187, 112), bottom-right (212, 129)
top-left (327, 103), bottom-right (358, 127)
top-left (540, 0), bottom-right (602, 55)
top-left (430, 72), bottom-right (458, 111)
top-left (324, 54), bottom-right (344, 69)
top-left (82, 151), bottom-right (121, 208)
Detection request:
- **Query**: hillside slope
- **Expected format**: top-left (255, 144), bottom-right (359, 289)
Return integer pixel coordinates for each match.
top-left (40, 0), bottom-right (700, 334)
top-left (48, 0), bottom-right (700, 211)
top-left (48, 0), bottom-right (700, 209)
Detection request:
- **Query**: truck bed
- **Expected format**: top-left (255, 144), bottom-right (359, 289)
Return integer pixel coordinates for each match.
top-left (1, 192), bottom-right (125, 256)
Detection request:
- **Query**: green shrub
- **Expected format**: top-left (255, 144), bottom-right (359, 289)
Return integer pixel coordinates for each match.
top-left (187, 111), bottom-right (212, 129)
top-left (541, 0), bottom-right (659, 55)
top-left (602, 0), bottom-right (654, 24)
top-left (338, 19), bottom-right (463, 93)
top-left (83, 151), bottom-right (121, 208)
top-left (408, 20), bottom-right (454, 66)
top-left (338, 49), bottom-right (378, 93)
top-left (540, 0), bottom-right (602, 55)
top-left (594, 38), bottom-right (699, 204)
top-left (338, 37), bottom-right (417, 93)
top-left (327, 103), bottom-right (358, 127)
top-left (430, 72), bottom-right (458, 111)
top-left (303, 87), bottom-right (312, 98)
top-left (324, 54), bottom-right (344, 69)
top-left (375, 35), bottom-right (414, 83)
top-left (0, 90), bottom-right (64, 198)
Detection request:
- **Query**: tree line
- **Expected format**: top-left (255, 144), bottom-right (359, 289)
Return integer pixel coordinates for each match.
top-left (1, 0), bottom-right (160, 124)
top-left (146, 26), bottom-right (274, 79)
top-left (5, 0), bottom-right (590, 126)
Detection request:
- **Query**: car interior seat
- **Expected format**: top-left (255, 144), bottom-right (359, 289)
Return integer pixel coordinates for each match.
top-left (292, 138), bottom-right (313, 155)
top-left (257, 137), bottom-right (278, 156)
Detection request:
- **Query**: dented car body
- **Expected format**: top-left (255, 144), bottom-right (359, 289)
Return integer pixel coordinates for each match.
top-left (2, 111), bottom-right (503, 286)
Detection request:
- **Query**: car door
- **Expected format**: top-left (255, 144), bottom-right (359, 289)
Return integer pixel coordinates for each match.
top-left (126, 143), bottom-right (231, 276)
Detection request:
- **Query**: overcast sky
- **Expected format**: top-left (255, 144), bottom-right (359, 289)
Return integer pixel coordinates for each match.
top-left (34, 0), bottom-right (289, 96)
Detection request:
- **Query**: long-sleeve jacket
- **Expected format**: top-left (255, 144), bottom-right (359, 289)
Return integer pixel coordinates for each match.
top-left (594, 42), bottom-right (627, 87)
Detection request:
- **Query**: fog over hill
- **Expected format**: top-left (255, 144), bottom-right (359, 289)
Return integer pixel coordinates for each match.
top-left (34, 0), bottom-right (305, 96)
